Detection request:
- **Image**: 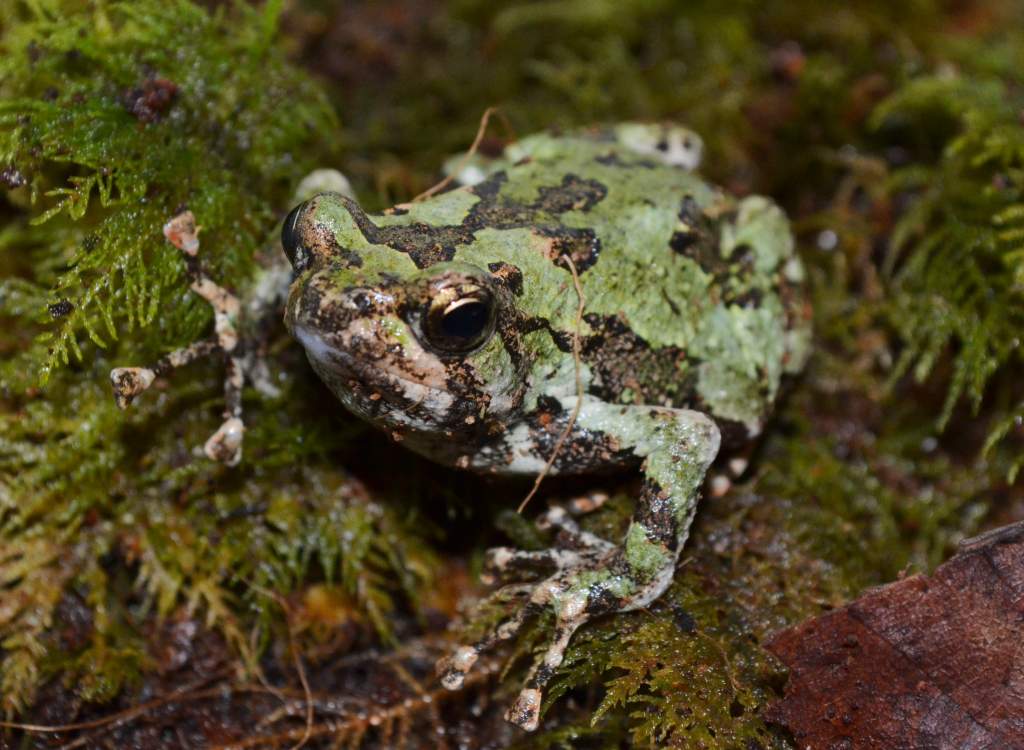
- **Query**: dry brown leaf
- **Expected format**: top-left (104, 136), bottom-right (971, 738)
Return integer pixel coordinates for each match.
top-left (765, 521), bottom-right (1024, 750)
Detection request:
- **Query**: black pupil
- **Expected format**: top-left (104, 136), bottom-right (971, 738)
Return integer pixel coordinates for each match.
top-left (442, 301), bottom-right (488, 340)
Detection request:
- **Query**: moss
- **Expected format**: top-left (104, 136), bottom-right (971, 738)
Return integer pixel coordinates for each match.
top-left (0, 0), bottom-right (339, 380)
top-left (1, 0), bottom-right (1023, 746)
top-left (870, 74), bottom-right (1024, 477)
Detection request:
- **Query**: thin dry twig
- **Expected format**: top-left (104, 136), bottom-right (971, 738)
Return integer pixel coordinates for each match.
top-left (388, 661), bottom-right (448, 750)
top-left (518, 254), bottom-right (586, 514)
top-left (244, 580), bottom-right (315, 750)
top-left (208, 658), bottom-right (500, 750)
top-left (0, 672), bottom-right (227, 739)
top-left (411, 107), bottom-right (513, 203)
top-left (6, 635), bottom-right (497, 750)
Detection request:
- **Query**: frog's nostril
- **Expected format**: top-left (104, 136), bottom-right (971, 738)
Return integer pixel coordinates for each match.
top-left (281, 201), bottom-right (308, 271)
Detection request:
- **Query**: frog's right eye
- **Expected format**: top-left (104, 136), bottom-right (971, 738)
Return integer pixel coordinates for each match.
top-left (281, 201), bottom-right (308, 271)
top-left (422, 284), bottom-right (496, 355)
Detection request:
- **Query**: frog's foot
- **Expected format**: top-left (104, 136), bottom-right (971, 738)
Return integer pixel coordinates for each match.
top-left (441, 496), bottom-right (649, 732)
top-left (110, 211), bottom-right (246, 466)
top-left (481, 497), bottom-right (614, 585)
top-left (442, 404), bottom-right (721, 732)
top-left (441, 545), bottom-right (669, 732)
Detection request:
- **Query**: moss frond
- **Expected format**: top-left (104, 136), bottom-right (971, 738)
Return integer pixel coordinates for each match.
top-left (0, 0), bottom-right (444, 715)
top-left (870, 74), bottom-right (1024, 465)
top-left (0, 0), bottom-right (336, 380)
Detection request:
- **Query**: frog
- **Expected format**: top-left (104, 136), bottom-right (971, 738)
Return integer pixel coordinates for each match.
top-left (111, 122), bottom-right (811, 731)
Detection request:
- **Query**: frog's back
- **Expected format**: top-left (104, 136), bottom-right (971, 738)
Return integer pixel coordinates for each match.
top-left (343, 125), bottom-right (810, 440)
top-left (469, 128), bottom-right (809, 439)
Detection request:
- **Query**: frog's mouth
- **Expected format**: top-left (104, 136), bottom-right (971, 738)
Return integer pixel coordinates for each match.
top-left (291, 323), bottom-right (458, 421)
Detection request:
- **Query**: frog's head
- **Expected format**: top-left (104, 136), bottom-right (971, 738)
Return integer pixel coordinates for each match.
top-left (281, 193), bottom-right (528, 440)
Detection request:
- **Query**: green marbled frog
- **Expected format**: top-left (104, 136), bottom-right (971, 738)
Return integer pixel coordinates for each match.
top-left (280, 123), bottom-right (811, 729)
top-left (113, 123), bottom-right (811, 731)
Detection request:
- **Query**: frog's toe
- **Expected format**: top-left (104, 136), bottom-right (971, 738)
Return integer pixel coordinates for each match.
top-left (203, 416), bottom-right (244, 466)
top-left (564, 490), bottom-right (610, 515)
top-left (481, 546), bottom-right (582, 584)
top-left (110, 366), bottom-right (156, 409)
top-left (436, 644), bottom-right (479, 690)
top-left (437, 601), bottom-right (540, 689)
top-left (504, 573), bottom-right (593, 731)
top-left (536, 505), bottom-right (615, 552)
top-left (505, 688), bottom-right (543, 731)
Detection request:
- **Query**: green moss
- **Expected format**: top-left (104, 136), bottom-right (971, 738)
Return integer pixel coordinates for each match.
top-left (869, 74), bottom-right (1024, 479)
top-left (0, 0), bottom-right (336, 380)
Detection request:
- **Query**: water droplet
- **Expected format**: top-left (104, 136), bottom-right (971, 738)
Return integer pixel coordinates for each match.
top-left (817, 229), bottom-right (838, 251)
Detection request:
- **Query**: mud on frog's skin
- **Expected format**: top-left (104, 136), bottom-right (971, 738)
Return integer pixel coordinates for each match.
top-left (113, 123), bottom-right (811, 731)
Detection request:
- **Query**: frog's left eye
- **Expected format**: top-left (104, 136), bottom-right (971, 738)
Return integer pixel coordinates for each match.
top-left (281, 201), bottom-right (308, 271)
top-left (422, 286), bottom-right (496, 354)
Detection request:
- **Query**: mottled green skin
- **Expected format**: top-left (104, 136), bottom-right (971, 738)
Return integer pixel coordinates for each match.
top-left (281, 124), bottom-right (810, 730)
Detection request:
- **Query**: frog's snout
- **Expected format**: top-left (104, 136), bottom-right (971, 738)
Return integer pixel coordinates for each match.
top-left (289, 278), bottom-right (458, 416)
top-left (288, 283), bottom-right (403, 385)
top-left (291, 272), bottom-right (399, 341)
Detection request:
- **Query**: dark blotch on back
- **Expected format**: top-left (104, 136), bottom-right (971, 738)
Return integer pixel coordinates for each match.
top-left (524, 402), bottom-right (635, 473)
top-left (342, 196), bottom-right (469, 268)
top-left (533, 174), bottom-right (608, 213)
top-left (669, 195), bottom-right (762, 308)
top-left (669, 194), bottom-right (719, 269)
top-left (335, 172), bottom-right (611, 271)
top-left (594, 152), bottom-right (657, 169)
top-left (540, 227), bottom-right (602, 273)
top-left (535, 394), bottom-right (563, 415)
top-left (579, 313), bottom-right (698, 409)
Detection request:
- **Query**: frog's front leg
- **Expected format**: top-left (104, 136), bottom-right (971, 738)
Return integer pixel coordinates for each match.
top-left (438, 402), bottom-right (721, 731)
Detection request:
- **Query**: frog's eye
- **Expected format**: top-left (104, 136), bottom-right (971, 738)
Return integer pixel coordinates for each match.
top-left (281, 201), bottom-right (308, 271)
top-left (422, 286), bottom-right (496, 354)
